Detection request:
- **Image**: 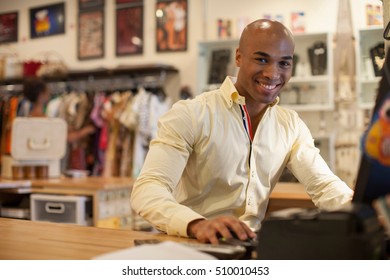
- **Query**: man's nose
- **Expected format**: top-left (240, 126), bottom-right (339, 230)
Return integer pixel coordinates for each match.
top-left (262, 64), bottom-right (280, 79)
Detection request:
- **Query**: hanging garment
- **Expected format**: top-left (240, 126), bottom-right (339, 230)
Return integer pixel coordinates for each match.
top-left (132, 88), bottom-right (172, 177)
top-left (46, 95), bottom-right (63, 118)
top-left (102, 91), bottom-right (131, 177)
top-left (3, 96), bottom-right (19, 154)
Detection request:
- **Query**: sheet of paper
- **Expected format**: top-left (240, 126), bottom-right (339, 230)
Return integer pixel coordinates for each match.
top-left (93, 241), bottom-right (216, 260)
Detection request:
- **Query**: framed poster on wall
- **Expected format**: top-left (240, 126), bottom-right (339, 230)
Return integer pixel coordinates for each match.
top-left (78, 0), bottom-right (105, 10)
top-left (0, 11), bottom-right (18, 44)
top-left (116, 0), bottom-right (143, 4)
top-left (116, 6), bottom-right (143, 56)
top-left (78, 9), bottom-right (104, 60)
top-left (29, 2), bottom-right (65, 39)
top-left (156, 0), bottom-right (187, 52)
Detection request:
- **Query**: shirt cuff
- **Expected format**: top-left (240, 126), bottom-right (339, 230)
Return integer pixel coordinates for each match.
top-left (167, 207), bottom-right (205, 238)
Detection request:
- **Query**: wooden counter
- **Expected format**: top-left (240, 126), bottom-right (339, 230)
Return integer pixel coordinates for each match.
top-left (268, 182), bottom-right (315, 213)
top-left (29, 180), bottom-right (314, 223)
top-left (0, 178), bottom-right (314, 229)
top-left (0, 182), bottom-right (315, 260)
top-left (0, 218), bottom-right (185, 260)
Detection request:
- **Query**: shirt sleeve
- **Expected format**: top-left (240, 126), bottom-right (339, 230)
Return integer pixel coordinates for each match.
top-left (287, 118), bottom-right (354, 211)
top-left (130, 100), bottom-right (205, 237)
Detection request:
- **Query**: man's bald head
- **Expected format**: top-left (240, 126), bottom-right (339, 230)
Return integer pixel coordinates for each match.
top-left (234, 19), bottom-right (295, 108)
top-left (239, 19), bottom-right (295, 53)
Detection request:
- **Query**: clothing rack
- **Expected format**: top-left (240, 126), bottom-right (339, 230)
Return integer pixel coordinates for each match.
top-left (0, 64), bottom-right (179, 97)
top-left (0, 84), bottom-right (23, 95)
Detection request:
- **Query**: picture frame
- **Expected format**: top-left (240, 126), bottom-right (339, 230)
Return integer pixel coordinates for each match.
top-left (0, 11), bottom-right (18, 44)
top-left (29, 2), bottom-right (65, 39)
top-left (78, 0), bottom-right (105, 10)
top-left (78, 9), bottom-right (104, 60)
top-left (156, 0), bottom-right (187, 52)
top-left (116, 0), bottom-right (143, 4)
top-left (116, 6), bottom-right (143, 56)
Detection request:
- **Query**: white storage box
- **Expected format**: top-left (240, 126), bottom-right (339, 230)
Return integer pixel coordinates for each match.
top-left (1, 117), bottom-right (67, 178)
top-left (30, 194), bottom-right (92, 226)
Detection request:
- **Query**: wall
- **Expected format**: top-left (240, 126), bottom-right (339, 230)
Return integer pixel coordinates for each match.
top-left (0, 0), bottom-right (204, 99)
top-left (203, 0), bottom-right (339, 40)
top-left (0, 0), bottom-right (381, 96)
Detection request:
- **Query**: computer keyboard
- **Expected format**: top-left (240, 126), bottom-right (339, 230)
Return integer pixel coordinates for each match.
top-left (134, 239), bottom-right (246, 259)
top-left (219, 237), bottom-right (258, 247)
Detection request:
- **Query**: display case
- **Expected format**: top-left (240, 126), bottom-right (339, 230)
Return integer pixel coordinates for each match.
top-left (197, 39), bottom-right (238, 94)
top-left (279, 32), bottom-right (334, 111)
top-left (314, 133), bottom-right (336, 171)
top-left (356, 26), bottom-right (384, 110)
top-left (198, 32), bottom-right (334, 111)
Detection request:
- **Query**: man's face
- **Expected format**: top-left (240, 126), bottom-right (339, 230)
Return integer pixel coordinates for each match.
top-left (235, 31), bottom-right (294, 106)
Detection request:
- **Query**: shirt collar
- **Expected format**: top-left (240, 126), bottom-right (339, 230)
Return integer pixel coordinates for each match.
top-left (220, 76), bottom-right (280, 108)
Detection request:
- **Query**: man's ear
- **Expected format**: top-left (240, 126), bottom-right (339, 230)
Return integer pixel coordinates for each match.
top-left (235, 48), bottom-right (241, 67)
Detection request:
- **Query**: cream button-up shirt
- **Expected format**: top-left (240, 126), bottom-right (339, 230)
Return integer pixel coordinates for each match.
top-left (131, 77), bottom-right (353, 237)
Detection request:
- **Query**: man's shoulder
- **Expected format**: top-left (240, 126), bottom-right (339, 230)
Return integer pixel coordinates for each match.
top-left (273, 104), bottom-right (299, 118)
top-left (176, 89), bottom-right (223, 107)
top-left (270, 105), bottom-right (302, 127)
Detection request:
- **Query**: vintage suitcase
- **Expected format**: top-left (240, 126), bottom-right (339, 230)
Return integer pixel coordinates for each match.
top-left (1, 117), bottom-right (67, 178)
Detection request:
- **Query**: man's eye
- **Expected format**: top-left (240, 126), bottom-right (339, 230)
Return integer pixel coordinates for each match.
top-left (280, 61), bottom-right (292, 68)
top-left (256, 58), bottom-right (267, 63)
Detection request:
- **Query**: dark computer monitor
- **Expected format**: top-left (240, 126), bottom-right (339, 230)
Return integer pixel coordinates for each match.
top-left (353, 47), bottom-right (390, 205)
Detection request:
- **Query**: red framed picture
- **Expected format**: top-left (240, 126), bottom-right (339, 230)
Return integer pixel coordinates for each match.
top-left (78, 9), bottom-right (104, 60)
top-left (0, 11), bottom-right (18, 44)
top-left (116, 6), bottom-right (143, 56)
top-left (156, 0), bottom-right (187, 52)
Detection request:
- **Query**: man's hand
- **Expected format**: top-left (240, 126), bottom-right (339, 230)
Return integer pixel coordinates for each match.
top-left (187, 216), bottom-right (256, 244)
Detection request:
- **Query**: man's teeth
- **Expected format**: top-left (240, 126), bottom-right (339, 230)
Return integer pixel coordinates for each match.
top-left (259, 83), bottom-right (277, 90)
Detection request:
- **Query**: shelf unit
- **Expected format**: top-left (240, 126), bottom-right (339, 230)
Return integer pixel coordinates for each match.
top-left (356, 26), bottom-right (384, 110)
top-left (197, 39), bottom-right (239, 94)
top-left (279, 32), bottom-right (334, 111)
top-left (198, 33), bottom-right (334, 111)
top-left (314, 133), bottom-right (336, 171)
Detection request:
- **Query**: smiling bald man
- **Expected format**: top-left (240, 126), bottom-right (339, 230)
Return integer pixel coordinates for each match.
top-left (131, 19), bottom-right (353, 244)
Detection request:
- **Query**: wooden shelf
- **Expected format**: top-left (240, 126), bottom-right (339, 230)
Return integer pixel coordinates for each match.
top-left (356, 27), bottom-right (383, 109)
top-left (0, 64), bottom-right (179, 85)
top-left (30, 176), bottom-right (134, 191)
